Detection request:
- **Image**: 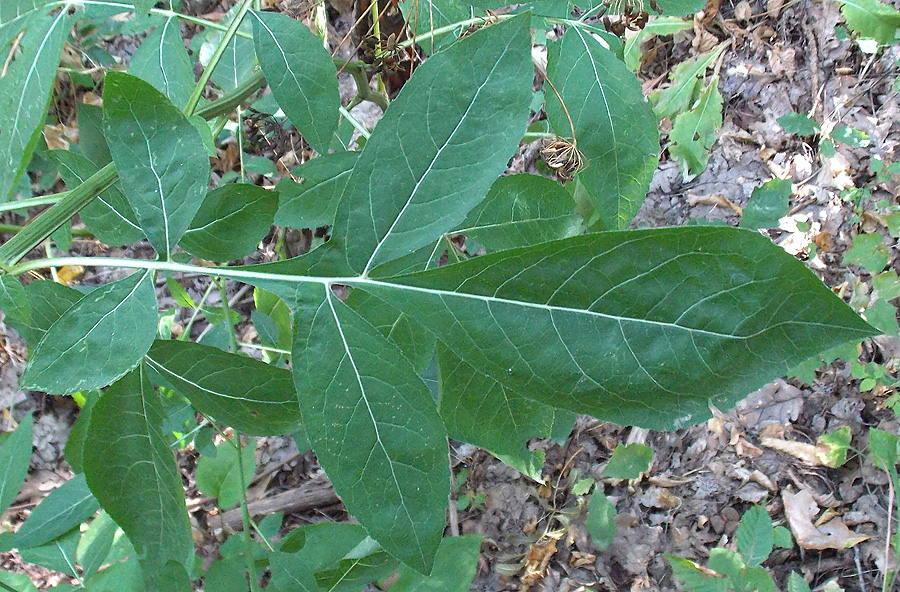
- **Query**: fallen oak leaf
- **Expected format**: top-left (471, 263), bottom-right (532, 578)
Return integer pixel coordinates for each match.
top-left (782, 489), bottom-right (870, 550)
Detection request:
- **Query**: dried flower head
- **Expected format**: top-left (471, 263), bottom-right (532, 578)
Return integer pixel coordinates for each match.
top-left (541, 138), bottom-right (588, 181)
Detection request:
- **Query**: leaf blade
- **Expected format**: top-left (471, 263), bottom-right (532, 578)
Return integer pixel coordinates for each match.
top-left (83, 366), bottom-right (194, 592)
top-left (128, 17), bottom-right (195, 110)
top-left (14, 473), bottom-right (99, 549)
top-left (0, 412), bottom-right (33, 517)
top-left (22, 270), bottom-right (158, 395)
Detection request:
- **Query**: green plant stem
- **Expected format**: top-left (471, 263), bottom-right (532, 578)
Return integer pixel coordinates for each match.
top-left (234, 434), bottom-right (260, 592)
top-left (340, 106), bottom-right (371, 139)
top-left (184, 0), bottom-right (256, 116)
top-left (0, 195), bottom-right (64, 213)
top-left (0, 163), bottom-right (117, 270)
top-left (215, 276), bottom-right (240, 354)
top-left (0, 71), bottom-right (266, 271)
top-left (178, 282), bottom-right (217, 341)
top-left (238, 342), bottom-right (290, 355)
top-left (0, 223), bottom-right (93, 237)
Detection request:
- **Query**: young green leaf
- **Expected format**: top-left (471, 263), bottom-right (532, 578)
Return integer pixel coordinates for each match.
top-left (332, 13), bottom-right (532, 274)
top-left (869, 427), bottom-right (899, 478)
top-left (735, 505), bottom-right (774, 567)
top-left (0, 412), bottom-right (32, 517)
top-left (773, 526), bottom-right (794, 549)
top-left (274, 151), bottom-right (359, 229)
top-left (651, 46), bottom-right (724, 120)
top-left (17, 527), bottom-right (80, 575)
top-left (788, 571), bottom-right (812, 592)
top-left (546, 27), bottom-right (659, 229)
top-left (47, 149), bottom-right (145, 246)
top-left (389, 535), bottom-right (482, 592)
top-left (438, 345), bottom-right (554, 481)
top-left (585, 489), bottom-right (617, 550)
top-left (668, 555), bottom-right (731, 591)
top-left (816, 426), bottom-right (851, 468)
top-left (145, 339), bottom-right (302, 436)
top-left (76, 512), bottom-right (119, 582)
top-left (270, 522), bottom-right (368, 590)
top-left (0, 10), bottom-right (71, 200)
top-left (344, 227), bottom-right (875, 430)
top-left (251, 10), bottom-right (340, 152)
top-left (292, 283), bottom-right (449, 574)
top-left (836, 0), bottom-right (900, 44)
top-left (0, 570), bottom-right (38, 592)
top-left (456, 174), bottom-right (582, 251)
top-left (179, 184), bottom-right (278, 261)
top-left (129, 17), bottom-right (195, 111)
top-left (669, 77), bottom-right (723, 176)
top-left (103, 72), bottom-right (210, 257)
top-left (22, 271), bottom-right (157, 395)
top-left (195, 439), bottom-right (256, 510)
top-left (844, 232), bottom-right (890, 271)
top-left (83, 366), bottom-right (194, 592)
top-left (603, 443), bottom-right (653, 479)
top-left (14, 473), bottom-right (99, 549)
top-left (740, 178), bottom-right (792, 230)
top-left (777, 112), bottom-right (820, 136)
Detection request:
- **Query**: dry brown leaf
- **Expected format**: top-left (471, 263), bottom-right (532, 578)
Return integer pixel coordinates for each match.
top-left (783, 489), bottom-right (870, 550)
top-left (570, 551), bottom-right (596, 567)
top-left (43, 124), bottom-right (70, 150)
top-left (761, 436), bottom-right (819, 464)
top-left (521, 539), bottom-right (558, 590)
top-left (734, 0), bottom-right (752, 20)
top-left (687, 193), bottom-right (744, 215)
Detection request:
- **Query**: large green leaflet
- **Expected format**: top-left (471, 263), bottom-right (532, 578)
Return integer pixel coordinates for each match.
top-left (332, 14), bottom-right (533, 274)
top-left (103, 72), bottom-right (210, 257)
top-left (334, 227), bottom-right (875, 431)
top-left (546, 27), bottom-right (658, 230)
top-left (129, 17), bottom-right (195, 111)
top-left (251, 10), bottom-right (340, 153)
top-left (48, 149), bottom-right (145, 246)
top-left (0, 9), bottom-right (71, 201)
top-left (457, 174), bottom-right (582, 251)
top-left (837, 0), bottom-right (900, 44)
top-left (145, 339), bottom-right (302, 436)
top-left (292, 283), bottom-right (449, 574)
top-left (21, 271), bottom-right (158, 395)
top-left (0, 412), bottom-right (32, 517)
top-left (14, 473), bottom-right (99, 549)
top-left (83, 366), bottom-right (193, 592)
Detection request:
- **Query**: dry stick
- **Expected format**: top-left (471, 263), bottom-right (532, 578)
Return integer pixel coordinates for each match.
top-left (215, 477), bottom-right (340, 533)
top-left (541, 71), bottom-right (579, 148)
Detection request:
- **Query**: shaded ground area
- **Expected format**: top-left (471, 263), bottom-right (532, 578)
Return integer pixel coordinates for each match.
top-left (1, 0), bottom-right (899, 590)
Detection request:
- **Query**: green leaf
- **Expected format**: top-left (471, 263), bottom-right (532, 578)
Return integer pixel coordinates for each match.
top-left (7, 280), bottom-right (83, 348)
top-left (291, 284), bottom-right (449, 574)
top-left (624, 17), bottom-right (693, 71)
top-left (251, 10), bottom-right (340, 152)
top-left (179, 184), bottom-right (278, 261)
top-left (47, 149), bottom-right (145, 246)
top-left (669, 77), bottom-right (723, 176)
top-left (22, 271), bottom-right (158, 395)
top-left (77, 511), bottom-right (119, 582)
top-left (206, 5), bottom-right (256, 93)
top-left (0, 412), bottom-right (32, 517)
top-left (735, 566), bottom-right (777, 592)
top-left (816, 426), bottom-right (851, 468)
top-left (145, 339), bottom-right (302, 436)
top-left (195, 439), bottom-right (256, 510)
top-left (14, 473), bottom-right (99, 549)
top-left (585, 489), bottom-right (617, 550)
top-left (103, 72), bottom-right (210, 257)
top-left (315, 540), bottom-right (397, 592)
top-left (866, 297), bottom-right (900, 336)
top-left (777, 112), bottom-right (820, 136)
top-left (651, 46), bottom-right (724, 120)
top-left (270, 522), bottom-right (368, 590)
top-left (0, 275), bottom-right (31, 342)
top-left (203, 557), bottom-right (246, 592)
top-left (129, 17), bottom-right (194, 111)
top-left (735, 505), bottom-right (774, 567)
top-left (83, 366), bottom-right (194, 592)
top-left (0, 571), bottom-right (38, 592)
top-left (387, 535), bottom-right (482, 592)
top-left (844, 232), bottom-right (890, 271)
top-left (874, 271), bottom-right (900, 300)
top-left (740, 178), bottom-right (792, 230)
top-left (254, 287), bottom-right (292, 351)
top-left (832, 125), bottom-right (871, 147)
top-left (655, 0), bottom-right (708, 16)
top-left (707, 548), bottom-right (746, 582)
top-left (77, 103), bottom-right (112, 167)
top-left (773, 526), bottom-right (793, 549)
top-left (333, 13), bottom-right (532, 274)
top-left (84, 556), bottom-right (145, 592)
top-left (18, 527), bottom-right (80, 575)
top-left (787, 572), bottom-right (812, 592)
top-left (345, 227), bottom-right (876, 430)
top-left (274, 151), bottom-right (359, 229)
top-left (869, 427), bottom-right (899, 476)
top-left (456, 174), bottom-right (582, 251)
top-left (0, 10), bottom-right (71, 200)
top-left (438, 344), bottom-right (553, 481)
top-left (604, 443), bottom-right (653, 479)
top-left (546, 27), bottom-right (658, 229)
top-left (837, 0), bottom-right (900, 44)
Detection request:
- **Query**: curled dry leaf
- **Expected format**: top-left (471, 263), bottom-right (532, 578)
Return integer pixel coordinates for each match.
top-left (782, 489), bottom-right (870, 550)
top-left (521, 538), bottom-right (559, 590)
